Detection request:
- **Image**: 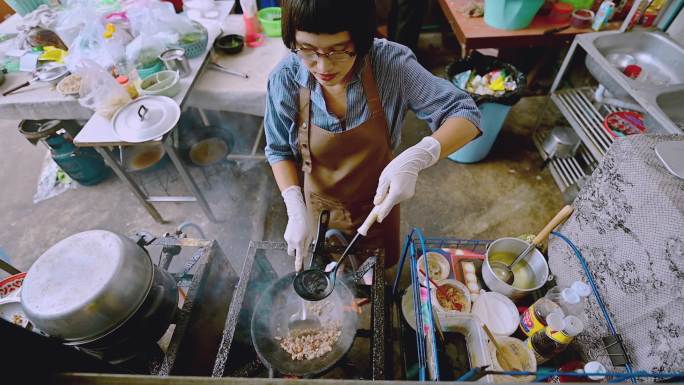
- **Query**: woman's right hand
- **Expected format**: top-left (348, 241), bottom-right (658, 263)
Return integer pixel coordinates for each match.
top-left (281, 186), bottom-right (311, 271)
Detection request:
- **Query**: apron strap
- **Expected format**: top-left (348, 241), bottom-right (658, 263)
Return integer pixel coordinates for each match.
top-left (297, 87), bottom-right (313, 174)
top-left (360, 57), bottom-right (391, 146)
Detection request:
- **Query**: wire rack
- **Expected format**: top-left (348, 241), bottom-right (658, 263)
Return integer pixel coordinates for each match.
top-left (391, 228), bottom-right (684, 383)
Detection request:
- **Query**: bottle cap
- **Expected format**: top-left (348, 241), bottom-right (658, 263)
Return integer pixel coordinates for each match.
top-left (572, 281), bottom-right (591, 297)
top-left (563, 315), bottom-right (584, 337)
top-left (546, 310), bottom-right (565, 330)
top-left (584, 361), bottom-right (607, 380)
top-left (561, 288), bottom-right (580, 304)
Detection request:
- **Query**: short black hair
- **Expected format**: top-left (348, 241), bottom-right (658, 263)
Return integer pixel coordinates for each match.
top-left (282, 0), bottom-right (377, 59)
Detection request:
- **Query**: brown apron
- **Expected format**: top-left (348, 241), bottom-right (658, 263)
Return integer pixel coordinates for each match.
top-left (297, 58), bottom-right (400, 266)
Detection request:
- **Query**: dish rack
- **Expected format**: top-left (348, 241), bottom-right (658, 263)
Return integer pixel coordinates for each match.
top-left (392, 228), bottom-right (684, 383)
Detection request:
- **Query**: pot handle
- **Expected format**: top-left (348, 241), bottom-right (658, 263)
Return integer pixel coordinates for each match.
top-left (309, 210), bottom-right (330, 269)
top-left (350, 255), bottom-right (376, 283)
top-left (138, 104), bottom-right (149, 121)
top-left (532, 205), bottom-right (574, 246)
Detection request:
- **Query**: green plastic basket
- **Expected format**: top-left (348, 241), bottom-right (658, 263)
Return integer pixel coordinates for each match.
top-left (560, 0), bottom-right (594, 9)
top-left (178, 22), bottom-right (209, 59)
top-left (258, 7), bottom-right (282, 37)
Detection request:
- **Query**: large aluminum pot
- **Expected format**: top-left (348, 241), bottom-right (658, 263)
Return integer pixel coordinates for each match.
top-left (21, 230), bottom-right (154, 342)
top-left (482, 237), bottom-right (549, 301)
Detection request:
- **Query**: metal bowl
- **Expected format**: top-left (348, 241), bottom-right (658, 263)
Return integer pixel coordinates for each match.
top-left (21, 230), bottom-right (154, 342)
top-left (482, 237), bottom-right (549, 301)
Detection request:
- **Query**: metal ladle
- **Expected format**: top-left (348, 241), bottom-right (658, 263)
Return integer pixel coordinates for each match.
top-left (490, 205), bottom-right (574, 285)
top-left (293, 209), bottom-right (378, 301)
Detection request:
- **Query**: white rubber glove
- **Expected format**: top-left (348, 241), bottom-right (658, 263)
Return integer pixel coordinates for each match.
top-left (373, 136), bottom-right (441, 222)
top-left (282, 185), bottom-right (311, 271)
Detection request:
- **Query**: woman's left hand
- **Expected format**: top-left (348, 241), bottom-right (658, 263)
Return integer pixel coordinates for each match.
top-left (373, 136), bottom-right (441, 222)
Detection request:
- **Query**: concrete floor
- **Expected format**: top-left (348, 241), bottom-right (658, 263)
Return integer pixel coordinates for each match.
top-left (0, 36), bottom-right (563, 278)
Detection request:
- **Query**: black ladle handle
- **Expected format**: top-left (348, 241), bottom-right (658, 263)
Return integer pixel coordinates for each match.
top-left (311, 210), bottom-right (330, 260)
top-left (3, 80), bottom-right (31, 96)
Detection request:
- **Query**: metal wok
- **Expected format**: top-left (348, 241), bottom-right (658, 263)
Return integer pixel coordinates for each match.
top-left (250, 272), bottom-right (358, 377)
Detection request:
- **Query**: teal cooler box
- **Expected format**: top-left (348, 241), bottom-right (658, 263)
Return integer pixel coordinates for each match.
top-left (446, 52), bottom-right (525, 163)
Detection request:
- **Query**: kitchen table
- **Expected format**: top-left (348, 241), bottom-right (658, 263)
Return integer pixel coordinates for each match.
top-left (438, 0), bottom-right (620, 58)
top-left (0, 2), bottom-right (290, 223)
top-left (71, 8), bottom-right (230, 224)
top-left (0, 9), bottom-right (287, 121)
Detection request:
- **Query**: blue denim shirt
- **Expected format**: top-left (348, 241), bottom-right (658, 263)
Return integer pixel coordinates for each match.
top-left (264, 38), bottom-right (480, 164)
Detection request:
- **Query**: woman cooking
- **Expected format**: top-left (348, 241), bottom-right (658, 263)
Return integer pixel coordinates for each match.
top-left (265, 0), bottom-right (481, 271)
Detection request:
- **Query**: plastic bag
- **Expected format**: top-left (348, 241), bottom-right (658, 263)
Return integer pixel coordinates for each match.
top-left (75, 60), bottom-right (131, 120)
top-left (445, 51), bottom-right (525, 106)
top-left (125, 1), bottom-right (196, 68)
top-left (65, 20), bottom-right (119, 73)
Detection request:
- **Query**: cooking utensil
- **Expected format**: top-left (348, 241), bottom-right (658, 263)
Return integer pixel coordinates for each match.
top-left (483, 237), bottom-right (549, 300)
top-left (482, 324), bottom-right (522, 371)
top-left (159, 48), bottom-right (191, 78)
top-left (293, 211), bottom-right (377, 301)
top-left (112, 96), bottom-right (181, 143)
top-left (21, 230), bottom-right (154, 342)
top-left (542, 126), bottom-right (580, 160)
top-left (2, 64), bottom-right (69, 96)
top-left (490, 205), bottom-right (574, 285)
top-left (67, 264), bottom-right (178, 363)
top-left (419, 267), bottom-right (448, 297)
top-left (251, 272), bottom-right (358, 377)
top-left (287, 211), bottom-right (330, 330)
top-left (210, 62), bottom-right (249, 79)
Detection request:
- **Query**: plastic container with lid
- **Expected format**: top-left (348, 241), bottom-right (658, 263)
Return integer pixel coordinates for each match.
top-left (548, 2), bottom-right (574, 23)
top-left (472, 291), bottom-right (519, 336)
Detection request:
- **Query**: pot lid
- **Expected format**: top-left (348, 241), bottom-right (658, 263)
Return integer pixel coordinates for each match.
top-left (20, 230), bottom-right (153, 341)
top-left (112, 96), bottom-right (180, 143)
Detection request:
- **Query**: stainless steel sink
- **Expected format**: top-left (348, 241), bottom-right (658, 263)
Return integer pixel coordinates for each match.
top-left (653, 89), bottom-right (684, 131)
top-left (585, 31), bottom-right (684, 97)
top-left (578, 30), bottom-right (684, 134)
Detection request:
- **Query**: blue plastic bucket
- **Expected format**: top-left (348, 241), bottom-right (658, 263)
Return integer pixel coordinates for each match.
top-left (484, 0), bottom-right (544, 30)
top-left (448, 102), bottom-right (512, 163)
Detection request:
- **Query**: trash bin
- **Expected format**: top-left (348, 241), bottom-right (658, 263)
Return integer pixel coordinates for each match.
top-left (446, 52), bottom-right (525, 163)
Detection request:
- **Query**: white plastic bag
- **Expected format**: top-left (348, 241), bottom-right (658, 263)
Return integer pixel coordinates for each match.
top-left (65, 21), bottom-right (120, 73)
top-left (75, 60), bottom-right (131, 120)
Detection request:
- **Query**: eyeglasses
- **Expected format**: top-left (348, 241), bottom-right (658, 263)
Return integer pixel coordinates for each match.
top-left (292, 48), bottom-right (356, 63)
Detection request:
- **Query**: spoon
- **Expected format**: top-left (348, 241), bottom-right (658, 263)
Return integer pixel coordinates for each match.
top-left (490, 205), bottom-right (574, 285)
top-left (287, 299), bottom-right (321, 331)
top-left (419, 267), bottom-right (448, 299)
top-left (482, 324), bottom-right (522, 372)
top-left (293, 209), bottom-right (378, 301)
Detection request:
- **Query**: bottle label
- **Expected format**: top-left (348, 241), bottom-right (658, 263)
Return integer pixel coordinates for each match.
top-left (520, 304), bottom-right (545, 337)
top-left (549, 328), bottom-right (574, 345)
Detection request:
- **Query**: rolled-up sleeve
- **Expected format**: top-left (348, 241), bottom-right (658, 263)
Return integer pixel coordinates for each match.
top-left (396, 46), bottom-right (480, 132)
top-left (264, 66), bottom-right (299, 165)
